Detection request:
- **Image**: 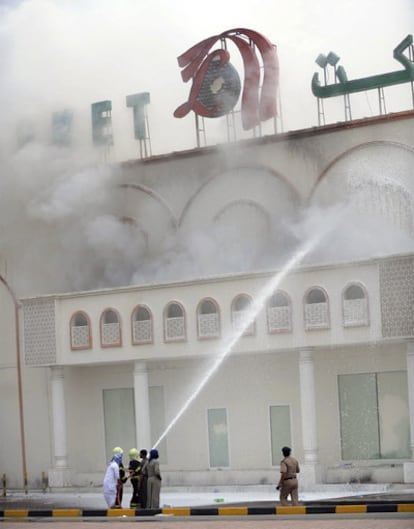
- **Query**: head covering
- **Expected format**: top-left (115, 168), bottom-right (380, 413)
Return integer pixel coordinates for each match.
top-left (129, 448), bottom-right (139, 460)
top-left (149, 449), bottom-right (159, 461)
top-left (112, 446), bottom-right (123, 455)
top-left (113, 453), bottom-right (123, 465)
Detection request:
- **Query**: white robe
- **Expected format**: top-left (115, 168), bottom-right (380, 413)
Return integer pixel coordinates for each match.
top-left (103, 460), bottom-right (120, 508)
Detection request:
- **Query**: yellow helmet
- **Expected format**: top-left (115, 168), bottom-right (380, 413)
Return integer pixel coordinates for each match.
top-left (112, 446), bottom-right (123, 455)
top-left (129, 448), bottom-right (139, 459)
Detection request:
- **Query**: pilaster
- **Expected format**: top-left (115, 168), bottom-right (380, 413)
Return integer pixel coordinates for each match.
top-left (48, 366), bottom-right (71, 487)
top-left (299, 349), bottom-right (322, 485)
top-left (133, 361), bottom-right (151, 450)
top-left (403, 343), bottom-right (414, 483)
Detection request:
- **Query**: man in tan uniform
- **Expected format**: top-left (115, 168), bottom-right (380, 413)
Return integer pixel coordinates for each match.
top-left (277, 446), bottom-right (300, 506)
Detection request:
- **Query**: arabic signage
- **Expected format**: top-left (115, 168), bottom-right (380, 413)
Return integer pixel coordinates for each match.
top-left (312, 34), bottom-right (414, 99)
top-left (174, 28), bottom-right (279, 130)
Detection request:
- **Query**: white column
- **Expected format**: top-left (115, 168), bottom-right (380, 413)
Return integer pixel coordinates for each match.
top-left (49, 366), bottom-right (71, 487)
top-left (299, 349), bottom-right (321, 486)
top-left (404, 343), bottom-right (414, 482)
top-left (133, 361), bottom-right (151, 450)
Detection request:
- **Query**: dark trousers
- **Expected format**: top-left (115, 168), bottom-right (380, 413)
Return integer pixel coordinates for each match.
top-left (140, 476), bottom-right (148, 509)
top-left (130, 478), bottom-right (140, 507)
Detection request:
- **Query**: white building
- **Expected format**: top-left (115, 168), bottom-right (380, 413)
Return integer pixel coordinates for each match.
top-left (1, 110), bottom-right (414, 489)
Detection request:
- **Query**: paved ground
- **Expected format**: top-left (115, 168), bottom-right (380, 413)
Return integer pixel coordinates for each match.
top-left (0, 488), bottom-right (412, 529)
top-left (0, 485), bottom-right (413, 510)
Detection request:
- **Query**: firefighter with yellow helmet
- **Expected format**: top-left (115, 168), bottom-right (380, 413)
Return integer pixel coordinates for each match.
top-left (128, 448), bottom-right (141, 507)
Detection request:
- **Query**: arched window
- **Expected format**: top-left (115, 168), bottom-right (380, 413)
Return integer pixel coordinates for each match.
top-left (342, 283), bottom-right (369, 327)
top-left (132, 305), bottom-right (153, 344)
top-left (304, 287), bottom-right (330, 330)
top-left (231, 294), bottom-right (255, 336)
top-left (100, 308), bottom-right (122, 347)
top-left (164, 301), bottom-right (186, 342)
top-left (197, 298), bottom-right (220, 339)
top-left (267, 290), bottom-right (292, 333)
top-left (70, 311), bottom-right (92, 350)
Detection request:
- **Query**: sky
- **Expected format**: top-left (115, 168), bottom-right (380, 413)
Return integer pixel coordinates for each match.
top-left (0, 0), bottom-right (413, 296)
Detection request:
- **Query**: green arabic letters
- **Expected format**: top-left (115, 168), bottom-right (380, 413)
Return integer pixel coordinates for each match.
top-left (312, 34), bottom-right (414, 99)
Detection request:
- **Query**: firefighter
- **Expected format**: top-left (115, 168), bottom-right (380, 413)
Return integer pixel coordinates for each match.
top-left (128, 448), bottom-right (141, 508)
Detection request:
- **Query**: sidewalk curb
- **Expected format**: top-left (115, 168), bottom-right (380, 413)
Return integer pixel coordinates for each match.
top-left (1, 503), bottom-right (414, 518)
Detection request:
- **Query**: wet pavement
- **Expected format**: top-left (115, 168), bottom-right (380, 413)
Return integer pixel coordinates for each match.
top-left (0, 484), bottom-right (413, 510)
top-left (0, 487), bottom-right (412, 529)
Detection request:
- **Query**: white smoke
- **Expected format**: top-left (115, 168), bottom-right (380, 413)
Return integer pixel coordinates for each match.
top-left (1, 135), bottom-right (413, 298)
top-left (0, 142), bottom-right (123, 295)
top-left (0, 0), bottom-right (413, 297)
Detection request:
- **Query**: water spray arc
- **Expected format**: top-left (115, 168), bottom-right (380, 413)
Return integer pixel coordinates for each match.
top-left (152, 227), bottom-right (330, 450)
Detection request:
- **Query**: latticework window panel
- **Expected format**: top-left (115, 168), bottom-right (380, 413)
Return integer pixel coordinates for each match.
top-left (165, 316), bottom-right (185, 341)
top-left (343, 298), bottom-right (368, 327)
top-left (133, 319), bottom-right (152, 343)
top-left (102, 322), bottom-right (121, 345)
top-left (71, 325), bottom-right (90, 348)
top-left (305, 302), bottom-right (329, 330)
top-left (232, 310), bottom-right (254, 335)
top-left (198, 312), bottom-right (219, 338)
top-left (267, 306), bottom-right (291, 332)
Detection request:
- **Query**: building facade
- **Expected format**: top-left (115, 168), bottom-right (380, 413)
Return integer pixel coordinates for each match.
top-left (1, 111), bottom-right (414, 489)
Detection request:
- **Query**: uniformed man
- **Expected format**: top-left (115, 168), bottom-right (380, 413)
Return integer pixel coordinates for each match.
top-left (277, 446), bottom-right (300, 506)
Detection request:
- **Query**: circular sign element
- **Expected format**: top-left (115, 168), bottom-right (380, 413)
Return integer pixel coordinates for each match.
top-left (196, 60), bottom-right (241, 117)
